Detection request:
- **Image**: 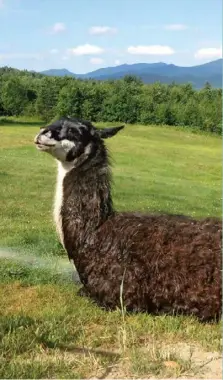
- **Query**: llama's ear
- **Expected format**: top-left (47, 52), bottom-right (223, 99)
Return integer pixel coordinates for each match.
top-left (97, 125), bottom-right (125, 139)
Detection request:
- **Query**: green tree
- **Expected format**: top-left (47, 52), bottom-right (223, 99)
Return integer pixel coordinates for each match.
top-left (101, 76), bottom-right (142, 123)
top-left (81, 81), bottom-right (108, 121)
top-left (56, 81), bottom-right (84, 119)
top-left (139, 86), bottom-right (155, 125)
top-left (36, 77), bottom-right (61, 122)
top-left (181, 100), bottom-right (203, 127)
top-left (1, 77), bottom-right (28, 116)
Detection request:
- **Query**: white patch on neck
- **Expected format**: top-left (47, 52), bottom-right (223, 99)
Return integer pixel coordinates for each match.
top-left (53, 161), bottom-right (73, 248)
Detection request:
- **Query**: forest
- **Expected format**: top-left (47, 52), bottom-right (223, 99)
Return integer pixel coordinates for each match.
top-left (0, 66), bottom-right (221, 134)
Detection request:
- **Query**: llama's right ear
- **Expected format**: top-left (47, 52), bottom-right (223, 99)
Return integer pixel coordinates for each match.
top-left (97, 125), bottom-right (125, 139)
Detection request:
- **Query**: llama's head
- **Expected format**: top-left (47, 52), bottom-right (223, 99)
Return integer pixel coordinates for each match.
top-left (34, 117), bottom-right (124, 167)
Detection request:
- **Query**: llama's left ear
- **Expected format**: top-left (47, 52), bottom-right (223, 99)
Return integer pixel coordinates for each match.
top-left (98, 125), bottom-right (125, 139)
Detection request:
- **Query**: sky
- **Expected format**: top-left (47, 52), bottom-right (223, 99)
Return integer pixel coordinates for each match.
top-left (0, 0), bottom-right (222, 73)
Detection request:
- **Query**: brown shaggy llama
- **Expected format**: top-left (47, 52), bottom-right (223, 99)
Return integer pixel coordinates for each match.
top-left (34, 117), bottom-right (222, 322)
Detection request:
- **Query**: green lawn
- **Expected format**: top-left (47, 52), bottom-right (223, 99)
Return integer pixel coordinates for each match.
top-left (0, 120), bottom-right (221, 379)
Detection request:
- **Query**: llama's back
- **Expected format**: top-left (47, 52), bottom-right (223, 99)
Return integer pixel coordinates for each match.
top-left (75, 213), bottom-right (221, 321)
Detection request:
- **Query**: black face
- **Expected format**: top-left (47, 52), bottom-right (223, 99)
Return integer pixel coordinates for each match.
top-left (38, 118), bottom-right (94, 142)
top-left (34, 117), bottom-right (125, 164)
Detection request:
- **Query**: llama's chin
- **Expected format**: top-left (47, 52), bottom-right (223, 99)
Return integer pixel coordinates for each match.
top-left (36, 144), bottom-right (51, 151)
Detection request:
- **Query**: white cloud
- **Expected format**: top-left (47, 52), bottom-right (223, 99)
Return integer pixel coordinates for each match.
top-left (68, 44), bottom-right (104, 56)
top-left (51, 22), bottom-right (66, 34)
top-left (90, 57), bottom-right (104, 65)
top-left (89, 26), bottom-right (117, 35)
top-left (62, 56), bottom-right (69, 61)
top-left (114, 59), bottom-right (120, 65)
top-left (164, 24), bottom-right (188, 31)
top-left (194, 47), bottom-right (222, 59)
top-left (127, 45), bottom-right (175, 55)
top-left (0, 0), bottom-right (4, 8)
top-left (142, 24), bottom-right (188, 31)
top-left (50, 48), bottom-right (59, 54)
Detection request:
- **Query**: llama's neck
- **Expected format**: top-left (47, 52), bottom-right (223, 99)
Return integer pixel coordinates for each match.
top-left (54, 160), bottom-right (114, 253)
top-left (53, 162), bottom-right (72, 248)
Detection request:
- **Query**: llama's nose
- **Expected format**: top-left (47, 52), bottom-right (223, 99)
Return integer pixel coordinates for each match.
top-left (34, 134), bottom-right (40, 144)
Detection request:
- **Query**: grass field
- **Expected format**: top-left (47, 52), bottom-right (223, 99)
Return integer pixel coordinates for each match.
top-left (0, 119), bottom-right (221, 379)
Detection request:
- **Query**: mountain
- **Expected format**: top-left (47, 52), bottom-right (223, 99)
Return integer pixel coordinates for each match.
top-left (41, 68), bottom-right (76, 77)
top-left (40, 59), bottom-right (222, 88)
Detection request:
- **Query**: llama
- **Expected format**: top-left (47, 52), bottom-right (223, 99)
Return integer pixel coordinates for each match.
top-left (34, 117), bottom-right (222, 322)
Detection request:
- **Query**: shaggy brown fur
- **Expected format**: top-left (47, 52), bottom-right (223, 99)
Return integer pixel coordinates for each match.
top-left (34, 117), bottom-right (222, 322)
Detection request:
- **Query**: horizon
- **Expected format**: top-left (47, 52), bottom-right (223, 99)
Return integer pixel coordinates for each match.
top-left (40, 58), bottom-right (222, 75)
top-left (0, 0), bottom-right (222, 73)
top-left (4, 58), bottom-right (222, 76)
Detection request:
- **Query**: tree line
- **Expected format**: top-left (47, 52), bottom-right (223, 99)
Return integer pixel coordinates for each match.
top-left (0, 66), bottom-right (221, 134)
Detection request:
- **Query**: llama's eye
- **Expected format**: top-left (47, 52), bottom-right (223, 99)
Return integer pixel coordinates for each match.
top-left (67, 130), bottom-right (79, 141)
top-left (50, 130), bottom-right (61, 140)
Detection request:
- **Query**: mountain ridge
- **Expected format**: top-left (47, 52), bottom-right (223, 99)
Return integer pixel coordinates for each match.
top-left (40, 59), bottom-right (222, 88)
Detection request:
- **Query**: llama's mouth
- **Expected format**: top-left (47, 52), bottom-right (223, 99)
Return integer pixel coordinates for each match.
top-left (35, 142), bottom-right (55, 150)
top-left (34, 134), bottom-right (56, 149)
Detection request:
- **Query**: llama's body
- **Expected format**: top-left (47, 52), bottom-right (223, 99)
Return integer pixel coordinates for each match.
top-left (81, 215), bottom-right (221, 320)
top-left (34, 117), bottom-right (222, 322)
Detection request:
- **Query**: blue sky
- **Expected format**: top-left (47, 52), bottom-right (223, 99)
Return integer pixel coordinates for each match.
top-left (0, 0), bottom-right (221, 73)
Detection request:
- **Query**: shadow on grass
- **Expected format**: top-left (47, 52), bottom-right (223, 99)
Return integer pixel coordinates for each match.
top-left (0, 118), bottom-right (43, 126)
top-left (56, 344), bottom-right (120, 379)
top-left (57, 343), bottom-right (120, 359)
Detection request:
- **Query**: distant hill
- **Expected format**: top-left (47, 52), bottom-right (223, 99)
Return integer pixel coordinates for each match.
top-left (40, 59), bottom-right (222, 88)
top-left (40, 68), bottom-right (76, 77)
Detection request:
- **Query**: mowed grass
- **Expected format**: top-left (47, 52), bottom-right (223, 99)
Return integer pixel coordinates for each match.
top-left (0, 120), bottom-right (221, 379)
